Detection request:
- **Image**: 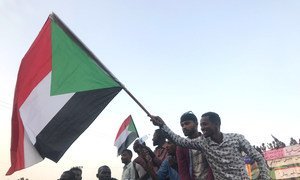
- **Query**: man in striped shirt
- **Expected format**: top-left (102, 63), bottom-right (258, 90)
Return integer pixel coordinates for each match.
top-left (150, 112), bottom-right (270, 179)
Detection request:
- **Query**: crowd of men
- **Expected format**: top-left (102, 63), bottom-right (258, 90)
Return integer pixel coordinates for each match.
top-left (252, 136), bottom-right (299, 154)
top-left (59, 111), bottom-right (275, 180)
top-left (118, 111), bottom-right (271, 180)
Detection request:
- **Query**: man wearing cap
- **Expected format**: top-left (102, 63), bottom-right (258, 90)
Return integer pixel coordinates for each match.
top-left (150, 112), bottom-right (270, 180)
top-left (177, 111), bottom-right (213, 180)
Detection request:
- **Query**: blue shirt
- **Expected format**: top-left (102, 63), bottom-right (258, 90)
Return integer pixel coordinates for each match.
top-left (156, 156), bottom-right (180, 180)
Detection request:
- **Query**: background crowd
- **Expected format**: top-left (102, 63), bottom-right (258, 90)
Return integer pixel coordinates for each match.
top-left (59, 111), bottom-right (300, 180)
top-left (57, 111), bottom-right (281, 180)
top-left (253, 136), bottom-right (299, 154)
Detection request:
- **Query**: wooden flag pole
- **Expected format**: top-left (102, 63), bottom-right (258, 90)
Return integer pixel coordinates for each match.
top-left (50, 13), bottom-right (152, 117)
top-left (96, 68), bottom-right (152, 117)
top-left (120, 86), bottom-right (152, 117)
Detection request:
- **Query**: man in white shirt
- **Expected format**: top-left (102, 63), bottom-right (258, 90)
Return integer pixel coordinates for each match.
top-left (121, 149), bottom-right (146, 180)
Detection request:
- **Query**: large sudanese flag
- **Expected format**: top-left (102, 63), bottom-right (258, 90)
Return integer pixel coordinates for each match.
top-left (114, 115), bottom-right (139, 156)
top-left (7, 13), bottom-right (122, 175)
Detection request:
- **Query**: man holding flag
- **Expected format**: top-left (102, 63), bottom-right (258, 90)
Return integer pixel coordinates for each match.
top-left (150, 112), bottom-right (270, 179)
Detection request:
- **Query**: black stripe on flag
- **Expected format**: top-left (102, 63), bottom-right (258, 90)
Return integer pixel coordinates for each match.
top-left (117, 132), bottom-right (139, 156)
top-left (34, 87), bottom-right (122, 162)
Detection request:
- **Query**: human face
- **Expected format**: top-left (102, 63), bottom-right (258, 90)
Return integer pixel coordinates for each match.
top-left (72, 169), bottom-right (82, 180)
top-left (97, 168), bottom-right (111, 180)
top-left (133, 140), bottom-right (142, 153)
top-left (165, 141), bottom-right (176, 155)
top-left (200, 116), bottom-right (218, 138)
top-left (180, 120), bottom-right (198, 138)
top-left (121, 151), bottom-right (131, 164)
top-left (152, 131), bottom-right (159, 146)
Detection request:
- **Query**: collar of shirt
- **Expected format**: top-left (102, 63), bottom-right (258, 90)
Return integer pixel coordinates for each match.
top-left (123, 161), bottom-right (132, 170)
top-left (206, 133), bottom-right (231, 146)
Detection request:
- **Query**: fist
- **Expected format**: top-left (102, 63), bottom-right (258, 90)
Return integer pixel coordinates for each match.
top-left (150, 115), bottom-right (165, 127)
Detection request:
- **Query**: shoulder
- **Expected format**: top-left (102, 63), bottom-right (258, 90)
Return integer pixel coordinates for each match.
top-left (224, 133), bottom-right (244, 139)
top-left (134, 162), bottom-right (143, 169)
top-left (134, 156), bottom-right (144, 164)
top-left (176, 146), bottom-right (188, 152)
top-left (222, 133), bottom-right (247, 145)
top-left (127, 161), bottom-right (134, 169)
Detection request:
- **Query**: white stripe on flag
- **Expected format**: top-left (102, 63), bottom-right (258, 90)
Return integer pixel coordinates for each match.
top-left (20, 72), bottom-right (74, 144)
top-left (24, 130), bottom-right (43, 167)
top-left (114, 127), bottom-right (133, 148)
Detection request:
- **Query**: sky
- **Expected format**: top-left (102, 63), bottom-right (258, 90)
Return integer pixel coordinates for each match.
top-left (1, 0), bottom-right (300, 179)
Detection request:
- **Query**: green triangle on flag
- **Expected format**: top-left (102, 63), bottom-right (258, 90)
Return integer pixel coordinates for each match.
top-left (114, 115), bottom-right (139, 156)
top-left (50, 19), bottom-right (120, 96)
top-left (7, 13), bottom-right (124, 175)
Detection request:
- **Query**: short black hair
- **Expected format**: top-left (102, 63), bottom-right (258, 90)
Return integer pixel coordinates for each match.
top-left (60, 170), bottom-right (76, 180)
top-left (201, 112), bottom-right (221, 126)
top-left (98, 165), bottom-right (111, 174)
top-left (180, 111), bottom-right (198, 123)
top-left (70, 166), bottom-right (82, 173)
top-left (154, 129), bottom-right (167, 139)
top-left (122, 149), bottom-right (132, 157)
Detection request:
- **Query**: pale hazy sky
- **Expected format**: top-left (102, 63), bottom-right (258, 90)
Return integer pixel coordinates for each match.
top-left (1, 1), bottom-right (300, 179)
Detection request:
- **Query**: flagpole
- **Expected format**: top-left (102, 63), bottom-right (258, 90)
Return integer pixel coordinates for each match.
top-left (96, 67), bottom-right (152, 117)
top-left (50, 12), bottom-right (152, 117)
top-left (95, 65), bottom-right (152, 117)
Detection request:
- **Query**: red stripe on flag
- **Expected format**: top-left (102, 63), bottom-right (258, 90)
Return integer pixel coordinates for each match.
top-left (114, 115), bottom-right (132, 143)
top-left (7, 17), bottom-right (52, 175)
top-left (16, 18), bottom-right (52, 108)
top-left (6, 111), bottom-right (25, 175)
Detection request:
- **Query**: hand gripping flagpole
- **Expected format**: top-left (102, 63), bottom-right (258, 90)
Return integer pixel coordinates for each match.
top-left (50, 13), bottom-right (152, 117)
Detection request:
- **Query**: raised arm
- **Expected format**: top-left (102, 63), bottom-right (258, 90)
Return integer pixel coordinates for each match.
top-left (150, 116), bottom-right (202, 150)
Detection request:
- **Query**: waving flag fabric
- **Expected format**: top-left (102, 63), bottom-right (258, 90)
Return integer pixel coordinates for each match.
top-left (7, 13), bottom-right (122, 175)
top-left (114, 115), bottom-right (139, 156)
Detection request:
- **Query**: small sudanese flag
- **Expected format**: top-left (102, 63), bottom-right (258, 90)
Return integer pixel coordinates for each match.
top-left (114, 115), bottom-right (139, 156)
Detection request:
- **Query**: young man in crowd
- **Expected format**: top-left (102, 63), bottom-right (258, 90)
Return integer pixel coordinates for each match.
top-left (156, 140), bottom-right (179, 180)
top-left (121, 149), bottom-right (146, 180)
top-left (70, 166), bottom-right (82, 180)
top-left (133, 140), bottom-right (153, 180)
top-left (96, 165), bottom-right (117, 180)
top-left (177, 111), bottom-right (213, 180)
top-left (58, 170), bottom-right (76, 180)
top-left (142, 140), bottom-right (179, 180)
top-left (150, 112), bottom-right (270, 179)
top-left (152, 129), bottom-right (168, 164)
